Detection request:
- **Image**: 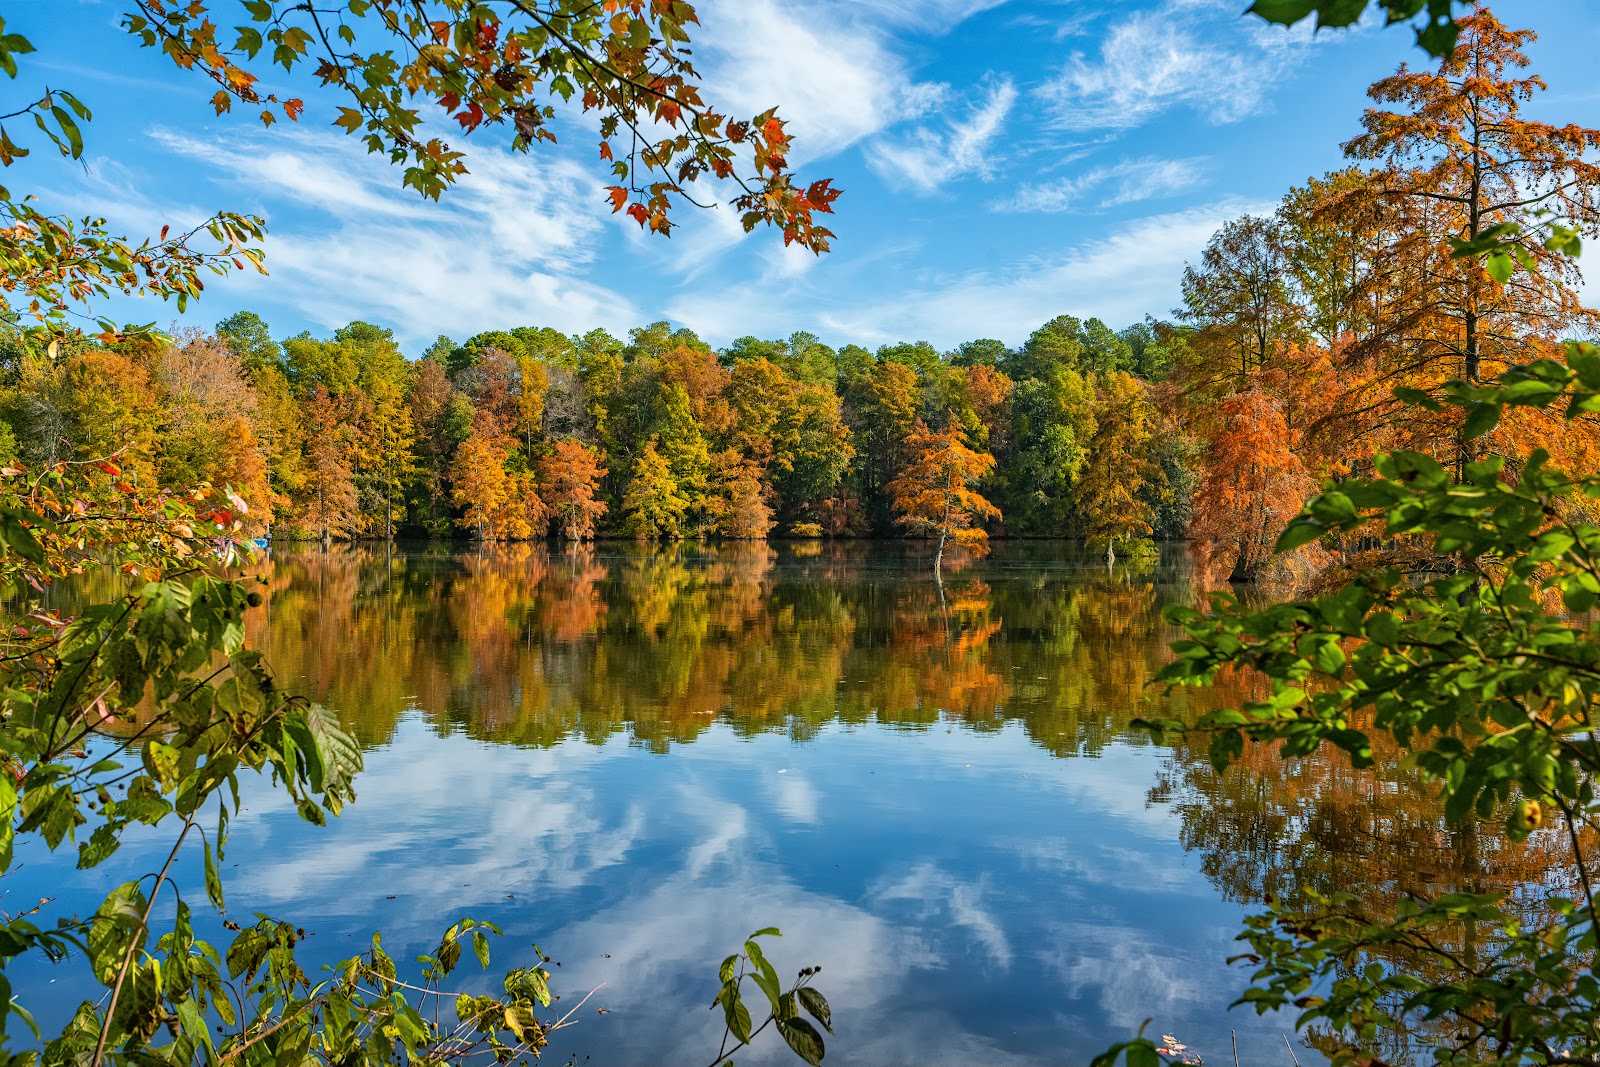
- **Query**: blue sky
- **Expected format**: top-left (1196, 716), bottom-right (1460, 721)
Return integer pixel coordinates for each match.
top-left (8, 0), bottom-right (1600, 355)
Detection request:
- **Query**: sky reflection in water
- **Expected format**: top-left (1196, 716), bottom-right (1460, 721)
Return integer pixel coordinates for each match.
top-left (21, 544), bottom-right (1311, 1065)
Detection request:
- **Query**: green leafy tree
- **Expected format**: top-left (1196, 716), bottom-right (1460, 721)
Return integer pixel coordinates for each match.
top-left (623, 438), bottom-right (689, 539)
top-left (215, 311), bottom-right (282, 376)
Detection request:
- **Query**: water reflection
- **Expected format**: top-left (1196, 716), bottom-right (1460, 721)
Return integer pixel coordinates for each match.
top-left (1154, 722), bottom-right (1588, 1064)
top-left (21, 543), bottom-right (1552, 1066)
top-left (249, 542), bottom-right (1189, 757)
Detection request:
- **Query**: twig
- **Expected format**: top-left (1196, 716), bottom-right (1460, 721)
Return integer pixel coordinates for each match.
top-left (1232, 1030), bottom-right (1240, 1067)
top-left (549, 981), bottom-right (606, 1032)
top-left (92, 814), bottom-right (196, 1066)
top-left (1283, 1033), bottom-right (1301, 1067)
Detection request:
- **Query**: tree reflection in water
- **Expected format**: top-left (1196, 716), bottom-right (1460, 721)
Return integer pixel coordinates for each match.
top-left (211, 541), bottom-right (1578, 1064)
top-left (245, 542), bottom-right (1187, 758)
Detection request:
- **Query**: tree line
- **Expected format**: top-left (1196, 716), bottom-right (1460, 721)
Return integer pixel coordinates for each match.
top-left (0, 307), bottom-right (1191, 552)
top-left (3, 8), bottom-right (1597, 583)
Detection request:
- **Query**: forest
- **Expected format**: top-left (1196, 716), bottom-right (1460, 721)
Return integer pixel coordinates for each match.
top-left (10, 0), bottom-right (1600, 1065)
top-left (3, 13), bottom-right (1594, 588)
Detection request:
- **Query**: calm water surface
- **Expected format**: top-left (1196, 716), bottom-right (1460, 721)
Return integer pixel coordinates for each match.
top-left (22, 543), bottom-right (1515, 1065)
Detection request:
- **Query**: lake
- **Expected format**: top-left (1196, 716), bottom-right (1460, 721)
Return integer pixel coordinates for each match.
top-left (18, 543), bottom-right (1527, 1066)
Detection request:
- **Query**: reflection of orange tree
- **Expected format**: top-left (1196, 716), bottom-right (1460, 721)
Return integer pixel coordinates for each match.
top-left (243, 547), bottom-right (422, 745)
top-left (1153, 727), bottom-right (1592, 1065)
top-left (864, 579), bottom-right (1004, 729)
top-left (240, 545), bottom-right (1216, 761)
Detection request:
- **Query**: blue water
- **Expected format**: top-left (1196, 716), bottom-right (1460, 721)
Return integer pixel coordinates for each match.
top-left (16, 545), bottom-right (1309, 1066)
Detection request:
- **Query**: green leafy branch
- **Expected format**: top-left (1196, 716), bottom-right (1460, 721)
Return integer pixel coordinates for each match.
top-left (708, 929), bottom-right (832, 1067)
top-left (1249, 0), bottom-right (1468, 58)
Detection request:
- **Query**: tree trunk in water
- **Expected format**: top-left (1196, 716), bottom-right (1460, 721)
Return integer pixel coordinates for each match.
top-left (1105, 539), bottom-right (1116, 566)
top-left (934, 530), bottom-right (945, 578)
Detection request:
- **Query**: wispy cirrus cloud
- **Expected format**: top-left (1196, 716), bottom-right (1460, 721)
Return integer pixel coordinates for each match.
top-left (1039, 1), bottom-right (1315, 131)
top-left (869, 78), bottom-right (1019, 192)
top-left (127, 127), bottom-right (641, 346)
top-left (997, 155), bottom-right (1208, 213)
top-left (664, 199), bottom-right (1266, 347)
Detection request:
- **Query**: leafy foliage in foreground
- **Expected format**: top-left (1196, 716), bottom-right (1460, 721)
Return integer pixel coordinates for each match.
top-left (1098, 345), bottom-right (1600, 1065)
top-left (1249, 0), bottom-right (1468, 57)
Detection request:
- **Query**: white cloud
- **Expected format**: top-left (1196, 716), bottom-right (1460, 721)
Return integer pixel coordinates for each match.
top-left (666, 199), bottom-right (1266, 347)
top-left (870, 79), bottom-right (1019, 191)
top-left (855, 0), bottom-right (1009, 31)
top-left (692, 0), bottom-right (998, 166)
top-left (999, 156), bottom-right (1207, 213)
top-left (693, 0), bottom-right (931, 164)
top-left (870, 861), bottom-right (1014, 969)
top-left (1040, 1), bottom-right (1313, 131)
top-left (133, 128), bottom-right (642, 345)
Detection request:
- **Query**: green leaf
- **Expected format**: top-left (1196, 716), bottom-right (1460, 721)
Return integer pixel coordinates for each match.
top-left (776, 1017), bottom-right (826, 1067)
top-left (1485, 250), bottom-right (1513, 282)
top-left (1366, 611), bottom-right (1401, 646)
top-left (0, 775), bottom-right (15, 872)
top-left (472, 928), bottom-right (491, 969)
top-left (745, 940), bottom-right (782, 1011)
top-left (1392, 385), bottom-right (1441, 410)
top-left (1463, 402), bottom-right (1501, 440)
top-left (1247, 0), bottom-right (1319, 23)
top-left (797, 987), bottom-right (832, 1033)
top-left (1275, 518), bottom-right (1325, 553)
top-left (49, 106), bottom-right (81, 157)
top-left (1126, 1044), bottom-right (1161, 1067)
top-left (203, 840), bottom-right (224, 911)
top-left (87, 882), bottom-right (149, 985)
top-left (721, 983), bottom-right (752, 1045)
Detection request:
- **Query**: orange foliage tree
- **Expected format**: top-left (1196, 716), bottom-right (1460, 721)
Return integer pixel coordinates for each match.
top-left (886, 420), bottom-right (1001, 575)
top-left (299, 386), bottom-right (361, 543)
top-left (709, 448), bottom-right (775, 540)
top-left (449, 418), bottom-right (545, 541)
top-left (541, 438), bottom-right (608, 541)
top-left (1338, 8), bottom-right (1600, 467)
top-left (1189, 389), bottom-right (1319, 583)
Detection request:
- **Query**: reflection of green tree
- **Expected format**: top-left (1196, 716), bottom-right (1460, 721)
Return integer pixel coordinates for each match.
top-left (237, 543), bottom-right (1204, 758)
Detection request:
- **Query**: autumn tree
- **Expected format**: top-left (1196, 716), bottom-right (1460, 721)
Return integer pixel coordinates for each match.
top-left (1342, 8), bottom-right (1600, 467)
top-left (449, 417), bottom-right (544, 541)
top-left (1188, 389), bottom-right (1319, 583)
top-left (622, 438), bottom-right (690, 539)
top-left (299, 386), bottom-right (361, 544)
top-left (1077, 372), bottom-right (1158, 564)
top-left (406, 355), bottom-right (460, 535)
top-left (154, 328), bottom-right (273, 523)
top-left (542, 439), bottom-right (608, 541)
top-left (887, 420), bottom-right (1001, 576)
top-left (709, 449), bottom-right (775, 540)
